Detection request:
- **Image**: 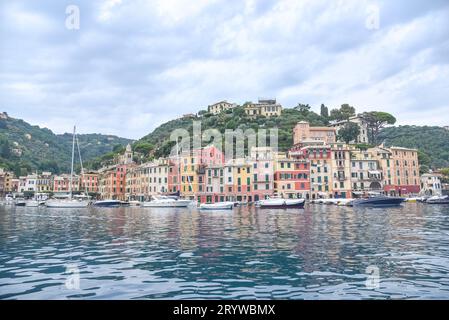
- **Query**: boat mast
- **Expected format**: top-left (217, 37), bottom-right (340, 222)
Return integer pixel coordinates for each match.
top-left (69, 125), bottom-right (76, 199)
top-left (76, 134), bottom-right (89, 196)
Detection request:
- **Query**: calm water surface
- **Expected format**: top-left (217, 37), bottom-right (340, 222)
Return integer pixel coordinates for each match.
top-left (1, 203), bottom-right (449, 299)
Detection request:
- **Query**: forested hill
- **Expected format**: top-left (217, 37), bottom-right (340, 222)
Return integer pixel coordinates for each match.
top-left (378, 125), bottom-right (449, 169)
top-left (0, 112), bottom-right (132, 175)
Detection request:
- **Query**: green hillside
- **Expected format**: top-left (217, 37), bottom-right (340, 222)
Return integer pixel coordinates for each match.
top-left (0, 113), bottom-right (132, 176)
top-left (378, 125), bottom-right (449, 169)
top-left (93, 105), bottom-right (328, 168)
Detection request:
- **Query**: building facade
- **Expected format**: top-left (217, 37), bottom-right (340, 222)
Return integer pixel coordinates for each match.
top-left (208, 101), bottom-right (236, 115)
top-left (244, 99), bottom-right (282, 117)
top-left (329, 115), bottom-right (370, 144)
top-left (293, 121), bottom-right (336, 146)
top-left (420, 173), bottom-right (442, 196)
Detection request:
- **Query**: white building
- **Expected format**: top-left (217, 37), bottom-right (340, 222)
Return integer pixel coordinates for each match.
top-left (420, 173), bottom-right (442, 196)
top-left (329, 115), bottom-right (370, 144)
top-left (350, 151), bottom-right (383, 195)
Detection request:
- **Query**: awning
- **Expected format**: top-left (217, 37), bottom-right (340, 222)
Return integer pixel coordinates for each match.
top-left (352, 191), bottom-right (364, 195)
top-left (368, 170), bottom-right (381, 175)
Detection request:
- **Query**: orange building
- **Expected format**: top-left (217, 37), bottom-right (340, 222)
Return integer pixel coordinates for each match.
top-left (98, 164), bottom-right (130, 200)
top-left (293, 121), bottom-right (336, 146)
top-left (80, 171), bottom-right (99, 195)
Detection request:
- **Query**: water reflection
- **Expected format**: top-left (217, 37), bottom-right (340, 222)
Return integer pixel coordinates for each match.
top-left (1, 203), bottom-right (449, 299)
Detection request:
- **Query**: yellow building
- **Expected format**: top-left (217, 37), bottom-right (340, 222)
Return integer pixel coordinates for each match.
top-left (208, 101), bottom-right (236, 115)
top-left (244, 99), bottom-right (282, 117)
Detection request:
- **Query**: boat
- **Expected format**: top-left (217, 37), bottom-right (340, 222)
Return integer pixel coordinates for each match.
top-left (45, 126), bottom-right (89, 209)
top-left (336, 199), bottom-right (354, 206)
top-left (199, 202), bottom-right (235, 210)
top-left (92, 200), bottom-right (123, 207)
top-left (46, 199), bottom-right (90, 208)
top-left (259, 198), bottom-right (305, 209)
top-left (129, 200), bottom-right (141, 207)
top-left (15, 199), bottom-right (26, 207)
top-left (142, 196), bottom-right (191, 208)
top-left (25, 200), bottom-right (40, 207)
top-left (352, 196), bottom-right (405, 207)
top-left (425, 195), bottom-right (449, 204)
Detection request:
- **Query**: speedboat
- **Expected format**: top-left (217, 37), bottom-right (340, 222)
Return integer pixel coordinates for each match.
top-left (129, 201), bottom-right (141, 207)
top-left (15, 199), bottom-right (26, 207)
top-left (352, 196), bottom-right (405, 207)
top-left (46, 199), bottom-right (90, 208)
top-left (142, 196), bottom-right (191, 208)
top-left (92, 200), bottom-right (123, 207)
top-left (25, 200), bottom-right (40, 207)
top-left (425, 195), bottom-right (449, 204)
top-left (199, 202), bottom-right (235, 210)
top-left (259, 198), bottom-right (305, 209)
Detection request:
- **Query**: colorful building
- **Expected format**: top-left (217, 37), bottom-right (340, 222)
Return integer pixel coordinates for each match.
top-left (273, 152), bottom-right (310, 199)
top-left (80, 171), bottom-right (99, 195)
top-left (208, 101), bottom-right (236, 115)
top-left (293, 145), bottom-right (332, 199)
top-left (350, 149), bottom-right (383, 196)
top-left (244, 99), bottom-right (282, 117)
top-left (330, 143), bottom-right (352, 198)
top-left (98, 164), bottom-right (130, 200)
top-left (293, 121), bottom-right (336, 146)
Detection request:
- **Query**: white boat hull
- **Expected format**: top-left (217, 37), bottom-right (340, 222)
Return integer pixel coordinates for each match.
top-left (46, 200), bottom-right (90, 208)
top-left (142, 200), bottom-right (191, 208)
top-left (199, 202), bottom-right (235, 210)
top-left (25, 201), bottom-right (40, 207)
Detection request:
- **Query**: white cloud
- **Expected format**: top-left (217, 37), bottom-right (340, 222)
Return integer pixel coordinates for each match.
top-left (0, 0), bottom-right (448, 138)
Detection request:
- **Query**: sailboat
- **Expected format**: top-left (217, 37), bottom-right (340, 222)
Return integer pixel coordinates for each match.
top-left (46, 126), bottom-right (90, 208)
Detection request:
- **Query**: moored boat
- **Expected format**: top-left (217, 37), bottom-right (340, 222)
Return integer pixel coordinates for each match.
top-left (425, 195), bottom-right (449, 204)
top-left (259, 198), bottom-right (305, 209)
top-left (199, 202), bottom-right (235, 210)
top-left (15, 199), bottom-right (26, 207)
top-left (352, 196), bottom-right (404, 207)
top-left (25, 200), bottom-right (40, 207)
top-left (142, 196), bottom-right (191, 208)
top-left (92, 200), bottom-right (123, 207)
top-left (46, 199), bottom-right (90, 208)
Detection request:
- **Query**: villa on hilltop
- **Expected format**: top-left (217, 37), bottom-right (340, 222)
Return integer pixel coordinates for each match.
top-left (244, 99), bottom-right (283, 117)
top-left (208, 101), bottom-right (237, 115)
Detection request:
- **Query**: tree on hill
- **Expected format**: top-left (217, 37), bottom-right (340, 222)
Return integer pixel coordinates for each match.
top-left (338, 122), bottom-right (361, 144)
top-left (294, 103), bottom-right (311, 115)
top-left (320, 104), bottom-right (329, 119)
top-left (362, 111), bottom-right (396, 144)
top-left (330, 104), bottom-right (356, 121)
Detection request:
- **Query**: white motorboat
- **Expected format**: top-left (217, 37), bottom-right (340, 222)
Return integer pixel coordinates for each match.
top-left (46, 199), bottom-right (90, 208)
top-left (25, 200), bottom-right (40, 207)
top-left (129, 200), bottom-right (141, 207)
top-left (199, 202), bottom-right (235, 210)
top-left (15, 199), bottom-right (26, 207)
top-left (259, 198), bottom-right (305, 209)
top-left (425, 195), bottom-right (449, 204)
top-left (142, 196), bottom-right (191, 208)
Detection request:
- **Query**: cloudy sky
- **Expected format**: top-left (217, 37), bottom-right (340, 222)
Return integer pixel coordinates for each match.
top-left (1, 0), bottom-right (448, 139)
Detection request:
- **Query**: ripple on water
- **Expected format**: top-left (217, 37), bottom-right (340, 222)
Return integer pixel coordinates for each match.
top-left (1, 204), bottom-right (449, 299)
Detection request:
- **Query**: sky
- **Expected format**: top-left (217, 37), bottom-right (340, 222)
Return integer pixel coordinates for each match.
top-left (1, 0), bottom-right (448, 139)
